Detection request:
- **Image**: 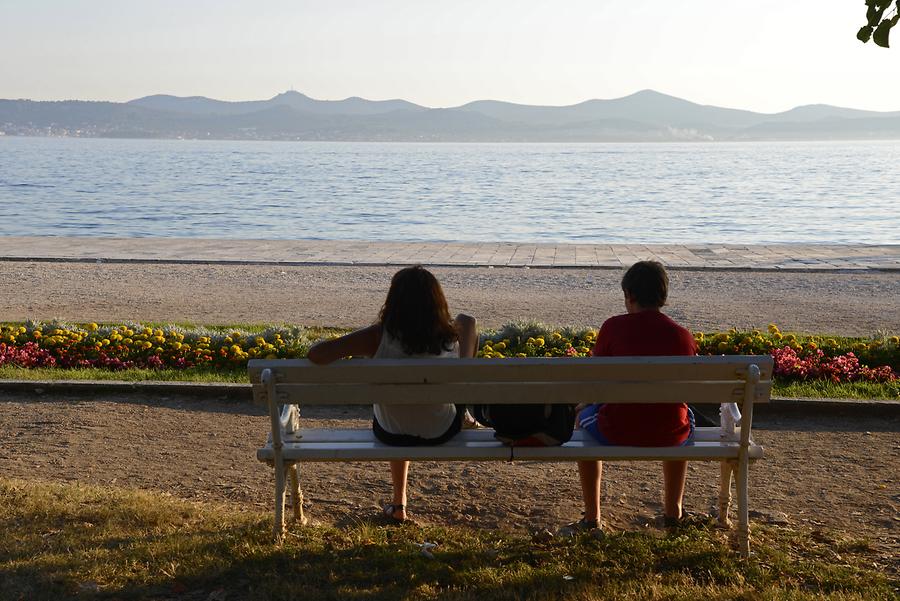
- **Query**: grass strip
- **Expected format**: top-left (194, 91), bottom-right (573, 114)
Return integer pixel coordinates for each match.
top-left (0, 478), bottom-right (895, 601)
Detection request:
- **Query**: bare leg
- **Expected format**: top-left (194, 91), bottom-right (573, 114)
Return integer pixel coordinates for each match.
top-left (577, 460), bottom-right (603, 521)
top-left (663, 460), bottom-right (688, 519)
top-left (388, 460), bottom-right (409, 520)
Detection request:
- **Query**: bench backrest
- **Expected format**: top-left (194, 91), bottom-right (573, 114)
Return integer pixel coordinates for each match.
top-left (248, 355), bottom-right (773, 408)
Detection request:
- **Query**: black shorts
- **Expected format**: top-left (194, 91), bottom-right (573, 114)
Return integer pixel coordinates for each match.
top-left (372, 405), bottom-right (464, 447)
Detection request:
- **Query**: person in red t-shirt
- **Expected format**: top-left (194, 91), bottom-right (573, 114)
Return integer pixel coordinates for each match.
top-left (563, 261), bottom-right (697, 534)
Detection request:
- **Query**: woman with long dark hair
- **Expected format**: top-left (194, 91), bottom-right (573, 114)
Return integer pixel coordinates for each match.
top-left (308, 265), bottom-right (477, 523)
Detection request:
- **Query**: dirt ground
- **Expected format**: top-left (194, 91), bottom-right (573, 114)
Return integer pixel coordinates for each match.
top-left (0, 392), bottom-right (897, 568)
top-left (0, 262), bottom-right (898, 334)
top-left (0, 261), bottom-right (898, 568)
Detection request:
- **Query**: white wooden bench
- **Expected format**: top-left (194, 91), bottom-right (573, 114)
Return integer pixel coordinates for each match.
top-left (250, 355), bottom-right (773, 556)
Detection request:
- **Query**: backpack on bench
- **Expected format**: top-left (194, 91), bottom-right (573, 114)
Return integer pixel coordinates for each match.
top-left (472, 403), bottom-right (576, 447)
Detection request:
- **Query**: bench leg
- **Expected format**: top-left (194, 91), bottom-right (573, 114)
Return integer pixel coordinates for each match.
top-left (718, 461), bottom-right (734, 528)
top-left (274, 461), bottom-right (287, 542)
top-left (288, 463), bottom-right (307, 525)
top-left (736, 455), bottom-right (750, 557)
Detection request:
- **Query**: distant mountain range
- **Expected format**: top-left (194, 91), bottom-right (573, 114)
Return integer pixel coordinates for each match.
top-left (3, 89), bottom-right (900, 141)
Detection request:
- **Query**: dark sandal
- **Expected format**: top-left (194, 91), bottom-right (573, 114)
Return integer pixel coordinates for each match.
top-left (382, 503), bottom-right (407, 524)
top-left (558, 516), bottom-right (601, 537)
top-left (664, 511), bottom-right (692, 528)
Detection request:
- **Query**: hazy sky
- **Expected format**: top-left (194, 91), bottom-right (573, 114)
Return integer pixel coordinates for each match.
top-left (3, 0), bottom-right (899, 113)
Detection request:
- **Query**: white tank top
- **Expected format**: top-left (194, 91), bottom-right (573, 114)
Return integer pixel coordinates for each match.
top-left (372, 331), bottom-right (459, 439)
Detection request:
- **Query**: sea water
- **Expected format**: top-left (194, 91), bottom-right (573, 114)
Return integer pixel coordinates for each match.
top-left (1, 136), bottom-right (898, 244)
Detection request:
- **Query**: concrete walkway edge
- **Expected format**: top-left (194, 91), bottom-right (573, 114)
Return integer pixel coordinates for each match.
top-left (1, 236), bottom-right (899, 272)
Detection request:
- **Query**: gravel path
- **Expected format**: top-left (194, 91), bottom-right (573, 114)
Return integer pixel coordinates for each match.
top-left (1, 262), bottom-right (898, 335)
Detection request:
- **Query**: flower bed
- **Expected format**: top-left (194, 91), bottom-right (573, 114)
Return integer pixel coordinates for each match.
top-left (1, 321), bottom-right (897, 384)
top-left (478, 322), bottom-right (898, 384)
top-left (0, 322), bottom-right (322, 371)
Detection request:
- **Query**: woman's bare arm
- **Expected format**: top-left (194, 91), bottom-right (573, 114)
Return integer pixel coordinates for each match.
top-left (455, 313), bottom-right (478, 358)
top-left (307, 324), bottom-right (382, 365)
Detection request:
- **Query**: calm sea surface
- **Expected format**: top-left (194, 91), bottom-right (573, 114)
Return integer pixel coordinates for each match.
top-left (1, 136), bottom-right (898, 244)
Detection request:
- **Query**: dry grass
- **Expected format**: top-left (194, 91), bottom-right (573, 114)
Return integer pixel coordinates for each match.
top-left (0, 478), bottom-right (895, 601)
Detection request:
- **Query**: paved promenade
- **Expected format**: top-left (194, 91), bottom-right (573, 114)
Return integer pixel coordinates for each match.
top-left (0, 236), bottom-right (898, 271)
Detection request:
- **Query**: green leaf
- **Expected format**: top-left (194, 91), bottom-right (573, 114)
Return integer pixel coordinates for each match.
top-left (858, 25), bottom-right (874, 43)
top-left (873, 18), bottom-right (893, 47)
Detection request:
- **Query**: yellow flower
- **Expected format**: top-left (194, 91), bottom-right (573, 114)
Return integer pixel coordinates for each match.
top-left (494, 342), bottom-right (506, 350)
top-left (551, 332), bottom-right (562, 340)
top-left (767, 323), bottom-right (780, 334)
top-left (515, 352), bottom-right (527, 358)
top-left (87, 323), bottom-right (98, 331)
top-left (534, 337), bottom-right (545, 347)
top-left (890, 336), bottom-right (899, 345)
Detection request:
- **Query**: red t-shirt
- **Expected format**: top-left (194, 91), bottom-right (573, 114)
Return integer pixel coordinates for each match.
top-left (591, 310), bottom-right (697, 446)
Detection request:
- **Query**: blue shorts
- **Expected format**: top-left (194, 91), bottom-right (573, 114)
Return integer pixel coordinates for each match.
top-left (577, 404), bottom-right (695, 446)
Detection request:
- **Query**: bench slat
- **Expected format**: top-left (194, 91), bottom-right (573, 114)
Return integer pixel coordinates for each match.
top-left (268, 380), bottom-right (771, 405)
top-left (248, 356), bottom-right (774, 385)
top-left (284, 427), bottom-right (738, 444)
top-left (258, 440), bottom-right (761, 462)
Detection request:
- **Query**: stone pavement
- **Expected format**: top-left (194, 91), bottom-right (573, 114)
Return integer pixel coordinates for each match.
top-left (0, 236), bottom-right (898, 271)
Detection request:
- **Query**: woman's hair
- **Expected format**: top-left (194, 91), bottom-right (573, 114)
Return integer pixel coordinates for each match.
top-left (621, 260), bottom-right (668, 308)
top-left (379, 265), bottom-right (458, 355)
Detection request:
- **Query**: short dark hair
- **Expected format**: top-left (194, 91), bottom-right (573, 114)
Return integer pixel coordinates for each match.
top-left (621, 261), bottom-right (668, 308)
top-left (379, 265), bottom-right (458, 355)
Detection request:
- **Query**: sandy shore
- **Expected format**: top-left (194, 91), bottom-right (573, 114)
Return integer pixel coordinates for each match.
top-left (0, 261), bottom-right (898, 334)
